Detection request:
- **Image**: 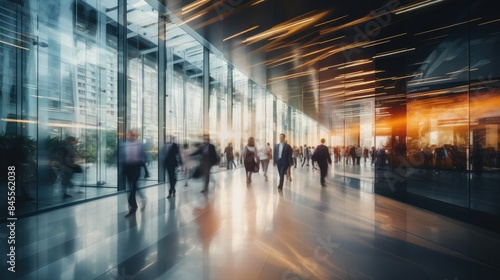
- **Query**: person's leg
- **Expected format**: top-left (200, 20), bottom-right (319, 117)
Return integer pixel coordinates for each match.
top-left (277, 163), bottom-right (284, 188)
top-left (319, 163), bottom-right (327, 185)
top-left (203, 165), bottom-right (211, 192)
top-left (61, 171), bottom-right (73, 197)
top-left (142, 162), bottom-right (150, 178)
top-left (263, 160), bottom-right (269, 175)
top-left (127, 164), bottom-right (140, 211)
top-left (167, 166), bottom-right (176, 196)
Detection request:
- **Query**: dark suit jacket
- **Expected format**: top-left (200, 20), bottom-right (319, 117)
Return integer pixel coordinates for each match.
top-left (274, 142), bottom-right (293, 166)
top-left (312, 144), bottom-right (332, 165)
top-left (162, 142), bottom-right (182, 168)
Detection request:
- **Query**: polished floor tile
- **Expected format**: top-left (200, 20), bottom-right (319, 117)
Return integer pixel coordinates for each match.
top-left (1, 166), bottom-right (500, 280)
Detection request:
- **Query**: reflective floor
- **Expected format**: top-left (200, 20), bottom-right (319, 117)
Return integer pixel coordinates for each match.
top-left (2, 166), bottom-right (500, 280)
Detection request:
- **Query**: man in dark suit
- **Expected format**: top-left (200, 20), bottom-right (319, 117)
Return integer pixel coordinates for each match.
top-left (121, 130), bottom-right (148, 217)
top-left (312, 138), bottom-right (332, 187)
top-left (274, 133), bottom-right (293, 190)
top-left (191, 134), bottom-right (218, 193)
top-left (162, 135), bottom-right (182, 198)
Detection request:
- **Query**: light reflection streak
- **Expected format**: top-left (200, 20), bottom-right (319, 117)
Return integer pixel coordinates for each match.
top-left (478, 18), bottom-right (500, 26)
top-left (415, 18), bottom-right (482, 36)
top-left (0, 39), bottom-right (29, 50)
top-left (1, 118), bottom-right (38, 124)
top-left (372, 48), bottom-right (415, 59)
top-left (179, 11), bottom-right (207, 25)
top-left (243, 17), bottom-right (316, 43)
top-left (314, 15), bottom-right (349, 27)
top-left (181, 0), bottom-right (210, 15)
top-left (394, 0), bottom-right (445, 15)
top-left (407, 77), bottom-right (455, 86)
top-left (223, 25), bottom-right (260, 41)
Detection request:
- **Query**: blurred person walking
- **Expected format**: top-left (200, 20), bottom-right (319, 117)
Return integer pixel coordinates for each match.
top-left (191, 134), bottom-right (218, 193)
top-left (301, 144), bottom-right (310, 167)
top-left (274, 134), bottom-right (293, 190)
top-left (224, 142), bottom-right (236, 170)
top-left (243, 137), bottom-right (259, 184)
top-left (121, 130), bottom-right (147, 217)
top-left (259, 142), bottom-right (272, 180)
top-left (312, 138), bottom-right (332, 187)
top-left (162, 135), bottom-right (182, 198)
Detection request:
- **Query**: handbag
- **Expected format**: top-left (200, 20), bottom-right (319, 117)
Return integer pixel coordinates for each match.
top-left (253, 160), bottom-right (260, 173)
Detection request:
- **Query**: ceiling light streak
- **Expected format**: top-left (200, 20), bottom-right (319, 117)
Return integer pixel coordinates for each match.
top-left (243, 17), bottom-right (315, 43)
top-left (362, 40), bottom-right (391, 48)
top-left (251, 0), bottom-right (265, 5)
top-left (335, 70), bottom-right (382, 80)
top-left (415, 18), bottom-right (481, 35)
top-left (314, 15), bottom-right (349, 27)
top-left (418, 34), bottom-right (448, 42)
top-left (337, 60), bottom-right (372, 69)
top-left (407, 77), bottom-right (455, 86)
top-left (223, 25), bottom-right (260, 41)
top-left (478, 18), bottom-right (500, 26)
top-left (268, 70), bottom-right (316, 81)
top-left (344, 88), bottom-right (375, 96)
top-left (394, 0), bottom-right (444, 15)
top-left (182, 0), bottom-right (209, 14)
top-left (178, 12), bottom-right (207, 25)
top-left (373, 48), bottom-right (415, 58)
top-left (391, 73), bottom-right (422, 80)
top-left (320, 59), bottom-right (370, 71)
top-left (268, 33), bottom-right (288, 40)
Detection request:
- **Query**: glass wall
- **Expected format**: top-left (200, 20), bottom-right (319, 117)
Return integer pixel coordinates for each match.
top-left (209, 53), bottom-right (228, 153)
top-left (321, 0), bottom-right (500, 230)
top-left (127, 1), bottom-right (159, 185)
top-left (0, 0), bottom-right (325, 221)
top-left (165, 26), bottom-right (203, 144)
top-left (232, 68), bottom-right (248, 158)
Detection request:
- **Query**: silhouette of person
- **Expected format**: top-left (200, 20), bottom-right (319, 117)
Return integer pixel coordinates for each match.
top-left (274, 134), bottom-right (293, 190)
top-left (162, 135), bottom-right (182, 198)
top-left (191, 134), bottom-right (218, 193)
top-left (121, 130), bottom-right (147, 217)
top-left (224, 142), bottom-right (236, 170)
top-left (312, 138), bottom-right (332, 187)
top-left (243, 137), bottom-right (259, 184)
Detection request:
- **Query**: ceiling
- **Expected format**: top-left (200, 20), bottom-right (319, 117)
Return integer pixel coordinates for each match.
top-left (146, 0), bottom-right (500, 128)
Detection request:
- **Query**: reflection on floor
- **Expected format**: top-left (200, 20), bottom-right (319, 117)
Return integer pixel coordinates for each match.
top-left (1, 166), bottom-right (499, 279)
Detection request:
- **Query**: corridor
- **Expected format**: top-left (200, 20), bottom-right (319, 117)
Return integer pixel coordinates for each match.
top-left (2, 166), bottom-right (500, 280)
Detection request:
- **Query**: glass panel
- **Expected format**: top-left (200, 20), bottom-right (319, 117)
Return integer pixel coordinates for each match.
top-left (469, 0), bottom-right (500, 217)
top-left (233, 68), bottom-right (248, 161)
top-left (126, 1), bottom-right (159, 186)
top-left (266, 94), bottom-right (275, 145)
top-left (0, 0), bottom-right (38, 217)
top-left (165, 25), bottom-right (204, 145)
top-left (254, 84), bottom-right (266, 146)
top-left (402, 0), bottom-right (470, 207)
top-left (209, 53), bottom-right (228, 152)
top-left (34, 0), bottom-right (119, 209)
